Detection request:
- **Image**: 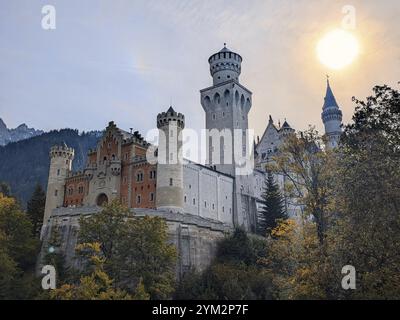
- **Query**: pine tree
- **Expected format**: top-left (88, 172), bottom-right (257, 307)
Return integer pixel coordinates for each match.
top-left (0, 182), bottom-right (11, 197)
top-left (26, 184), bottom-right (46, 238)
top-left (257, 171), bottom-right (287, 237)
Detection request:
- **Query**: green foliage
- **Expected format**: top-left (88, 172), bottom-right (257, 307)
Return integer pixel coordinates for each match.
top-left (343, 84), bottom-right (400, 148)
top-left (50, 243), bottom-right (134, 300)
top-left (26, 184), bottom-right (46, 238)
top-left (175, 228), bottom-right (272, 300)
top-left (257, 171), bottom-right (287, 236)
top-left (0, 193), bottom-right (40, 299)
top-left (0, 182), bottom-right (11, 197)
top-left (78, 200), bottom-right (177, 299)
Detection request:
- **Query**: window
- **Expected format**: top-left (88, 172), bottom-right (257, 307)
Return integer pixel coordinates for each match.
top-left (212, 203), bottom-right (215, 210)
top-left (136, 171), bottom-right (144, 182)
top-left (57, 169), bottom-right (60, 176)
top-left (55, 190), bottom-right (58, 196)
top-left (125, 153), bottom-right (129, 160)
top-left (78, 186), bottom-right (84, 194)
top-left (169, 178), bottom-right (173, 186)
top-left (136, 195), bottom-right (141, 204)
top-left (204, 201), bottom-right (207, 208)
top-left (150, 193), bottom-right (154, 202)
top-left (193, 198), bottom-right (196, 205)
top-left (212, 113), bottom-right (216, 120)
top-left (222, 206), bottom-right (224, 212)
top-left (184, 196), bottom-right (187, 203)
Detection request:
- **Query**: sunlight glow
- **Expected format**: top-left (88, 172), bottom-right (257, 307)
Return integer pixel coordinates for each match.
top-left (317, 29), bottom-right (359, 70)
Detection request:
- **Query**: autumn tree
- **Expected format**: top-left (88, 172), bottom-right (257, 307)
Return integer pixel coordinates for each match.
top-left (257, 171), bottom-right (287, 237)
top-left (50, 243), bottom-right (136, 300)
top-left (269, 128), bottom-right (335, 244)
top-left (78, 200), bottom-right (177, 299)
top-left (329, 84), bottom-right (400, 299)
top-left (0, 193), bottom-right (40, 299)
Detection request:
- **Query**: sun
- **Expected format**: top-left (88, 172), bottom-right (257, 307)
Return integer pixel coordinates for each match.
top-left (317, 29), bottom-right (359, 70)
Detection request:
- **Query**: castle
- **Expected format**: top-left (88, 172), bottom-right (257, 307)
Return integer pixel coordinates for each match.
top-left (40, 46), bottom-right (343, 273)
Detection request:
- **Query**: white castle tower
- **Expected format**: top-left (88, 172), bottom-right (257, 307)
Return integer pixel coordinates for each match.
top-left (156, 106), bottom-right (185, 213)
top-left (322, 78), bottom-right (343, 149)
top-left (200, 45), bottom-right (256, 231)
top-left (43, 144), bottom-right (74, 231)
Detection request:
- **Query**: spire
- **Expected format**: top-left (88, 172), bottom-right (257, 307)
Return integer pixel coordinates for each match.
top-left (321, 77), bottom-right (343, 149)
top-left (323, 75), bottom-right (339, 110)
top-left (268, 115), bottom-right (273, 124)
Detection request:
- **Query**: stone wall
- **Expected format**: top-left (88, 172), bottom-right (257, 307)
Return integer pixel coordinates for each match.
top-left (40, 206), bottom-right (231, 277)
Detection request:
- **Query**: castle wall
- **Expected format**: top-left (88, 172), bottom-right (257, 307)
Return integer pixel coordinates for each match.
top-left (40, 207), bottom-right (230, 276)
top-left (183, 162), bottom-right (234, 226)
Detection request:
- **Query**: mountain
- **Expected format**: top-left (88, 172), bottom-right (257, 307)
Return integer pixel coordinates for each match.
top-left (0, 129), bottom-right (102, 207)
top-left (0, 118), bottom-right (45, 146)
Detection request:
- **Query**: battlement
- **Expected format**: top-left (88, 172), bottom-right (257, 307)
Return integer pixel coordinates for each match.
top-left (208, 46), bottom-right (242, 83)
top-left (50, 144), bottom-right (75, 159)
top-left (157, 106), bottom-right (185, 129)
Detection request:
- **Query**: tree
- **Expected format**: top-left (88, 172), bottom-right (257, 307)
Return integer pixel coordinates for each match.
top-left (342, 84), bottom-right (400, 148)
top-left (0, 193), bottom-right (40, 299)
top-left (78, 200), bottom-right (177, 299)
top-left (175, 228), bottom-right (272, 300)
top-left (328, 85), bottom-right (400, 299)
top-left (261, 219), bottom-right (336, 299)
top-left (269, 128), bottom-right (335, 244)
top-left (257, 171), bottom-right (287, 237)
top-left (26, 184), bottom-right (46, 238)
top-left (50, 243), bottom-right (135, 300)
top-left (0, 182), bottom-right (11, 197)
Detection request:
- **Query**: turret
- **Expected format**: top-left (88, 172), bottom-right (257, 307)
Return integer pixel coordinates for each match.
top-left (279, 119), bottom-right (295, 137)
top-left (208, 44), bottom-right (242, 85)
top-left (156, 106), bottom-right (185, 213)
top-left (321, 78), bottom-right (343, 149)
top-left (43, 144), bottom-right (74, 233)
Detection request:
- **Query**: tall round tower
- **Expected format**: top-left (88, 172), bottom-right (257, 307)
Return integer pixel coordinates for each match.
top-left (156, 106), bottom-right (185, 213)
top-left (321, 78), bottom-right (343, 149)
top-left (43, 143), bottom-right (74, 228)
top-left (208, 44), bottom-right (242, 85)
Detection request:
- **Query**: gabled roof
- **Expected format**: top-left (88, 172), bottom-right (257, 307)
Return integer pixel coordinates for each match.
top-left (256, 115), bottom-right (279, 148)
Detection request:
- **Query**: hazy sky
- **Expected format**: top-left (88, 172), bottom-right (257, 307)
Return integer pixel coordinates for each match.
top-left (0, 0), bottom-right (399, 139)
